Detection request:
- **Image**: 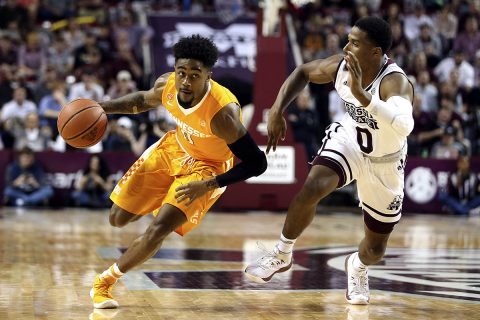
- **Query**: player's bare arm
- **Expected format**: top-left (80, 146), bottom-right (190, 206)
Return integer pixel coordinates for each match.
top-left (266, 54), bottom-right (343, 153)
top-left (99, 72), bottom-right (172, 114)
top-left (175, 103), bottom-right (267, 205)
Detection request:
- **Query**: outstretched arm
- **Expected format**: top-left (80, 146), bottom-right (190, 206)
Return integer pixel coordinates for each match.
top-left (266, 54), bottom-right (343, 153)
top-left (99, 72), bottom-right (171, 114)
top-left (174, 103), bottom-right (267, 205)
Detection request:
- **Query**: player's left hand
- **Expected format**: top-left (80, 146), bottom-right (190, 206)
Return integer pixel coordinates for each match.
top-left (344, 51), bottom-right (364, 98)
top-left (175, 180), bottom-right (211, 206)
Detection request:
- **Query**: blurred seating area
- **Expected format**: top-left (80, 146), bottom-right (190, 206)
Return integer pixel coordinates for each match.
top-left (287, 0), bottom-right (480, 160)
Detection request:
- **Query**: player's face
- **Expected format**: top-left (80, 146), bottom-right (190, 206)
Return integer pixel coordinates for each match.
top-left (174, 59), bottom-right (211, 107)
top-left (343, 27), bottom-right (380, 69)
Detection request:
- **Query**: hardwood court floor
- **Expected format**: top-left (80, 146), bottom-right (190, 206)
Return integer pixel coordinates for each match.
top-left (0, 207), bottom-right (479, 320)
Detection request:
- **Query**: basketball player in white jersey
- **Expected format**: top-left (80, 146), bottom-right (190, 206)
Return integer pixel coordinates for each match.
top-left (244, 17), bottom-right (414, 305)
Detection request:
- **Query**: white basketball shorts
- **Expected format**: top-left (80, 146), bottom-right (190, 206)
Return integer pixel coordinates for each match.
top-left (311, 122), bottom-right (407, 234)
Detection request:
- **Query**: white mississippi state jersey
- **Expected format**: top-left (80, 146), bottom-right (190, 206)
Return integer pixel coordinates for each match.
top-left (334, 56), bottom-right (411, 157)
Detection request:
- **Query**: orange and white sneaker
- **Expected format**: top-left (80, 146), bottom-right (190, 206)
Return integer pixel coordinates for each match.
top-left (90, 274), bottom-right (119, 309)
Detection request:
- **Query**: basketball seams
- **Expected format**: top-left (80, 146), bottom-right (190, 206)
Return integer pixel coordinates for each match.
top-left (66, 111), bottom-right (106, 141)
top-left (58, 105), bottom-right (99, 134)
top-left (57, 98), bottom-right (108, 148)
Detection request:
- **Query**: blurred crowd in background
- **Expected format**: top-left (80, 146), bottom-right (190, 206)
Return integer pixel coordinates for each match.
top-left (287, 0), bottom-right (480, 161)
top-left (1, 0), bottom-right (479, 209)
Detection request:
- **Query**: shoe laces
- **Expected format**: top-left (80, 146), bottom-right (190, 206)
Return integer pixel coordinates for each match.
top-left (94, 276), bottom-right (116, 299)
top-left (255, 242), bottom-right (290, 270)
top-left (350, 267), bottom-right (369, 296)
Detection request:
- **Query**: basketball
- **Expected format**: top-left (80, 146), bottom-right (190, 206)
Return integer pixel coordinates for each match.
top-left (57, 98), bottom-right (108, 148)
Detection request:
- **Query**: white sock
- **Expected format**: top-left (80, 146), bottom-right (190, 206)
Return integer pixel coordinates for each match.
top-left (276, 233), bottom-right (296, 254)
top-left (101, 263), bottom-right (124, 279)
top-left (353, 252), bottom-right (367, 270)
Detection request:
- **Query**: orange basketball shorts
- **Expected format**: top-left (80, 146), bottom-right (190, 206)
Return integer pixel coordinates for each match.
top-left (110, 131), bottom-right (232, 236)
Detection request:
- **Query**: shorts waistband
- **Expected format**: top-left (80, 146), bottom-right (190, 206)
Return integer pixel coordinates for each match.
top-left (364, 143), bottom-right (406, 163)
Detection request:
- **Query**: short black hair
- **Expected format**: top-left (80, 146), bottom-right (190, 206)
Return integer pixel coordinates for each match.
top-left (173, 34), bottom-right (218, 69)
top-left (354, 17), bottom-right (392, 53)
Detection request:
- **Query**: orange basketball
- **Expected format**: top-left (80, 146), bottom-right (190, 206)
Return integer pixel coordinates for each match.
top-left (57, 98), bottom-right (108, 148)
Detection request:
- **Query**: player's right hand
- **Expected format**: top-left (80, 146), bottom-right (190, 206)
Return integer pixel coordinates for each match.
top-left (266, 109), bottom-right (287, 154)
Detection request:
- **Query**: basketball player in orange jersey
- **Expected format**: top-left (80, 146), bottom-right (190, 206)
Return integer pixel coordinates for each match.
top-left (90, 35), bottom-right (267, 309)
top-left (245, 17), bottom-right (414, 305)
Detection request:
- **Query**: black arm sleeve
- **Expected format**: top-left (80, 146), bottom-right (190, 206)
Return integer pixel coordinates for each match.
top-left (215, 132), bottom-right (267, 188)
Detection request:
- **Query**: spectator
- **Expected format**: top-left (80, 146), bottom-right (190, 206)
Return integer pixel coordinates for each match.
top-left (389, 20), bottom-right (410, 68)
top-left (47, 35), bottom-right (74, 75)
top-left (1, 86), bottom-right (37, 123)
top-left (433, 50), bottom-right (475, 91)
top-left (73, 31), bottom-right (106, 71)
top-left (33, 66), bottom-right (61, 104)
top-left (60, 18), bottom-right (86, 50)
top-left (403, 4), bottom-right (433, 42)
top-left (453, 14), bottom-right (480, 63)
top-left (433, 4), bottom-right (458, 54)
top-left (13, 112), bottom-right (51, 152)
top-left (315, 33), bottom-right (342, 59)
top-left (410, 22), bottom-right (442, 67)
top-left (38, 81), bottom-right (67, 132)
top-left (414, 70), bottom-right (438, 113)
top-left (3, 147), bottom-right (53, 206)
top-left (430, 126), bottom-right (465, 159)
top-left (109, 40), bottom-right (143, 83)
top-left (408, 95), bottom-right (443, 157)
top-left (68, 68), bottom-right (104, 102)
top-left (106, 70), bottom-right (137, 100)
top-left (103, 116), bottom-right (139, 153)
top-left (17, 32), bottom-right (47, 80)
top-left (0, 0), bottom-right (30, 34)
top-left (438, 156), bottom-right (480, 216)
top-left (287, 89), bottom-right (318, 161)
top-left (0, 34), bottom-right (17, 66)
top-left (71, 154), bottom-right (113, 208)
top-left (112, 10), bottom-right (153, 61)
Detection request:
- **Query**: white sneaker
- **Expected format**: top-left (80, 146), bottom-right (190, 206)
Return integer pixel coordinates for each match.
top-left (244, 243), bottom-right (293, 283)
top-left (345, 252), bottom-right (370, 305)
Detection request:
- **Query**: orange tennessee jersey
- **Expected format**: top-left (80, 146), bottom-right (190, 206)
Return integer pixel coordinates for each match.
top-left (161, 73), bottom-right (241, 162)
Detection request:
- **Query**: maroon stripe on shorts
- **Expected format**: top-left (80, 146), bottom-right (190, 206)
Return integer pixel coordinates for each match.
top-left (363, 209), bottom-right (399, 234)
top-left (311, 156), bottom-right (346, 187)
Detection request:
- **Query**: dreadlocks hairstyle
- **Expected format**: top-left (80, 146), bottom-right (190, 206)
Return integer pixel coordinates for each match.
top-left (354, 17), bottom-right (392, 54)
top-left (173, 35), bottom-right (219, 69)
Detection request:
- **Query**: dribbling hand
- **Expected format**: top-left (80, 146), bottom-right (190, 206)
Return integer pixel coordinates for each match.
top-left (266, 110), bottom-right (287, 154)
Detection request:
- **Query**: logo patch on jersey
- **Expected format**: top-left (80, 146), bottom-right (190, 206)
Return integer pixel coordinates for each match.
top-left (387, 195), bottom-right (403, 210)
top-left (344, 101), bottom-right (379, 129)
top-left (200, 120), bottom-right (206, 127)
top-left (167, 93), bottom-right (173, 101)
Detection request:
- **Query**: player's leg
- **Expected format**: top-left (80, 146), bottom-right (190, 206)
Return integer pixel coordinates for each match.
top-left (244, 165), bottom-right (339, 283)
top-left (282, 165), bottom-right (339, 239)
top-left (345, 155), bottom-right (405, 305)
top-left (109, 203), bottom-right (143, 227)
top-left (245, 122), bottom-right (359, 283)
top-left (91, 204), bottom-right (186, 309)
top-left (116, 204), bottom-right (187, 271)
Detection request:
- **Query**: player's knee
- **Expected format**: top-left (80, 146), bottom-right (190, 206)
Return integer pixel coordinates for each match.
top-left (109, 205), bottom-right (133, 227)
top-left (297, 176), bottom-right (336, 204)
